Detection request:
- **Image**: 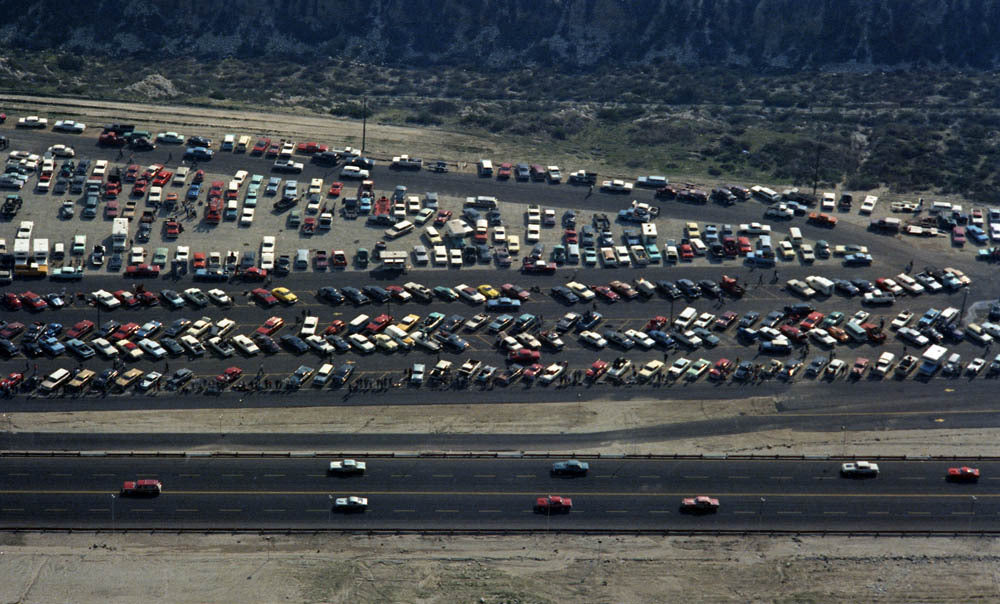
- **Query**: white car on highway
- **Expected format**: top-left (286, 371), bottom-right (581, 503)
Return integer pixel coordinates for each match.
top-left (329, 459), bottom-right (366, 474)
top-left (840, 461), bottom-right (879, 477)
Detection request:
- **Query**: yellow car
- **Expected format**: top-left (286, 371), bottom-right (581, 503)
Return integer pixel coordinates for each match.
top-left (477, 284), bottom-right (501, 299)
top-left (684, 222), bottom-right (701, 240)
top-left (396, 313), bottom-right (421, 332)
top-left (271, 287), bottom-right (298, 304)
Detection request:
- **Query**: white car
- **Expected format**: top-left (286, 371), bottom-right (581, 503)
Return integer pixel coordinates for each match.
top-left (526, 224), bottom-right (540, 243)
top-left (91, 337), bottom-right (118, 358)
top-left (206, 288), bottom-right (231, 305)
top-left (306, 334), bottom-right (335, 355)
top-left (890, 311), bottom-right (913, 330)
top-left (306, 196), bottom-right (321, 214)
top-left (46, 144), bottom-right (75, 157)
top-left (17, 115), bottom-right (48, 128)
top-left (300, 316), bottom-right (320, 337)
top-left (874, 352), bottom-right (895, 376)
top-left (206, 336), bottom-right (235, 357)
top-left (515, 332), bottom-right (541, 350)
top-left (449, 249), bottom-right (463, 267)
top-left (579, 330), bottom-right (607, 348)
top-left (175, 246), bottom-right (190, 264)
top-left (53, 120), bottom-right (86, 133)
top-left (240, 207), bottom-right (255, 226)
top-left (92, 289), bottom-right (121, 310)
top-left (538, 362), bottom-right (567, 385)
top-left (348, 333), bottom-right (375, 353)
top-left (183, 287), bottom-right (209, 307)
top-left (809, 328), bottom-right (837, 347)
top-left (261, 236), bottom-right (276, 254)
top-left (565, 281), bottom-right (596, 301)
top-left (329, 459), bottom-right (367, 474)
top-left (638, 360), bottom-right (665, 380)
top-left (415, 208), bottom-right (434, 225)
top-left (232, 334), bottom-right (260, 356)
top-left (455, 284), bottom-right (486, 303)
top-left (692, 313), bottom-right (716, 330)
top-left (967, 357), bottom-right (986, 376)
top-left (841, 461), bottom-right (879, 477)
top-left (897, 327), bottom-right (928, 347)
top-left (129, 247), bottom-right (145, 265)
top-left (334, 496), bottom-right (368, 511)
top-left (156, 132), bottom-right (185, 144)
top-left (340, 165), bottom-right (369, 179)
top-left (492, 226), bottom-right (507, 243)
top-left (374, 333), bottom-right (399, 352)
top-left (739, 222), bottom-right (772, 235)
top-left (624, 329), bottom-right (655, 349)
top-left (667, 357), bottom-right (692, 379)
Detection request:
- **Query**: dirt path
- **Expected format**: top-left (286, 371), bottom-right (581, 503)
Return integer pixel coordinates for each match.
top-left (0, 531), bottom-right (995, 603)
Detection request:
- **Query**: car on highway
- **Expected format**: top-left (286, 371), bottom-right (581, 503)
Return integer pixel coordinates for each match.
top-left (534, 495), bottom-right (572, 514)
top-left (680, 496), bottom-right (719, 513)
top-left (946, 466), bottom-right (980, 482)
top-left (333, 496), bottom-right (368, 512)
top-left (120, 479), bottom-right (162, 497)
top-left (551, 459), bottom-right (589, 476)
top-left (840, 461), bottom-right (879, 478)
top-left (329, 459), bottom-right (367, 475)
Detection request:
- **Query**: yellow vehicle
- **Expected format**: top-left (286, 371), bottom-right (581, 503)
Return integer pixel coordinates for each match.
top-left (477, 284), bottom-right (501, 299)
top-left (271, 287), bottom-right (298, 304)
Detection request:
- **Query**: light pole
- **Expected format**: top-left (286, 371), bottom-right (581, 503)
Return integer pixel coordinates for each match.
top-left (110, 493), bottom-right (116, 530)
top-left (328, 495), bottom-right (333, 524)
top-left (758, 497), bottom-right (765, 532)
top-left (841, 425), bottom-right (847, 456)
top-left (219, 413), bottom-right (223, 437)
top-left (969, 496), bottom-right (977, 532)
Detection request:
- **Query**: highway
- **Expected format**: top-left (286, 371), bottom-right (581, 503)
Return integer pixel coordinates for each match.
top-left (0, 456), bottom-right (995, 531)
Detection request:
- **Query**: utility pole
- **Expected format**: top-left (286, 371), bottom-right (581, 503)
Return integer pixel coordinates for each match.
top-left (811, 140), bottom-right (823, 197)
top-left (361, 96), bottom-right (367, 155)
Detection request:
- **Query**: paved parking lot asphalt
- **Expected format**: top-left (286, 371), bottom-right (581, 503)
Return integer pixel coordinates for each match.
top-left (0, 127), bottom-right (998, 408)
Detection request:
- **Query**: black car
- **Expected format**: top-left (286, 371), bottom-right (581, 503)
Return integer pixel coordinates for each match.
top-left (602, 329), bottom-right (635, 350)
top-left (341, 287), bottom-right (371, 305)
top-left (164, 318), bottom-right (192, 338)
top-left (676, 279), bottom-right (701, 298)
top-left (187, 135), bottom-right (212, 147)
top-left (132, 138), bottom-right (156, 151)
top-left (439, 314), bottom-right (465, 334)
top-left (738, 311), bottom-right (760, 328)
top-left (556, 313), bottom-right (581, 332)
top-left (362, 285), bottom-right (390, 303)
top-left (851, 279), bottom-right (876, 293)
top-left (325, 334), bottom-right (351, 353)
top-left (331, 364), bottom-right (355, 386)
top-left (551, 286), bottom-right (579, 304)
top-left (0, 337), bottom-right (18, 357)
top-left (252, 333), bottom-right (280, 354)
top-left (318, 287), bottom-right (345, 305)
top-left (94, 368), bottom-right (119, 390)
top-left (761, 310), bottom-right (785, 328)
top-left (280, 334), bottom-right (310, 354)
top-left (159, 337), bottom-right (185, 357)
top-left (698, 279), bottom-right (722, 298)
top-left (22, 340), bottom-right (43, 358)
top-left (656, 280), bottom-right (683, 299)
top-left (165, 368), bottom-right (195, 390)
top-left (834, 279), bottom-right (859, 297)
top-left (275, 255), bottom-right (291, 275)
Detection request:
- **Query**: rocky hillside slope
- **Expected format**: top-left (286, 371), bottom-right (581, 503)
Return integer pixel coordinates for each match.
top-left (0, 0), bottom-right (997, 70)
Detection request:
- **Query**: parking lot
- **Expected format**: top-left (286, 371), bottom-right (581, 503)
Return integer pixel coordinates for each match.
top-left (1, 119), bottom-right (998, 404)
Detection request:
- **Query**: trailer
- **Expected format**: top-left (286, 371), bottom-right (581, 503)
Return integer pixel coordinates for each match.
top-left (918, 344), bottom-right (948, 376)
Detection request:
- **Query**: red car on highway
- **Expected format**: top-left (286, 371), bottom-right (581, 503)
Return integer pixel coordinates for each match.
top-left (947, 467), bottom-right (980, 482)
top-left (680, 496), bottom-right (720, 513)
top-left (535, 495), bottom-right (573, 514)
top-left (121, 479), bottom-right (162, 497)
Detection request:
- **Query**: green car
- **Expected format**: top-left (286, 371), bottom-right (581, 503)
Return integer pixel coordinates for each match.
top-left (152, 247), bottom-right (168, 266)
top-left (287, 209), bottom-right (301, 227)
top-left (356, 248), bottom-right (369, 268)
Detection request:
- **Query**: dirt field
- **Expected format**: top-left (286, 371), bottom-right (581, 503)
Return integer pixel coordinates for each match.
top-left (0, 531), bottom-right (996, 603)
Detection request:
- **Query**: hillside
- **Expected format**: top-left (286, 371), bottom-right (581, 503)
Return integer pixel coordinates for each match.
top-left (1, 0), bottom-right (998, 70)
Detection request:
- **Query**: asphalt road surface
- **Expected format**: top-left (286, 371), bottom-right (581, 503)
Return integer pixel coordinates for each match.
top-left (1, 457), bottom-right (993, 531)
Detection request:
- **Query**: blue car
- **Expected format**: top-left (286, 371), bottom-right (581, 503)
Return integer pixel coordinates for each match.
top-left (186, 183), bottom-right (201, 201)
top-left (39, 336), bottom-right (66, 356)
top-left (649, 330), bottom-right (675, 348)
top-left (183, 146), bottom-right (214, 160)
top-left (486, 297), bottom-right (521, 311)
top-left (551, 460), bottom-right (589, 476)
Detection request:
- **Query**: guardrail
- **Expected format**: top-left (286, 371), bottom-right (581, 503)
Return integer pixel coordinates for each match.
top-left (2, 527), bottom-right (999, 537)
top-left (1, 451), bottom-right (996, 461)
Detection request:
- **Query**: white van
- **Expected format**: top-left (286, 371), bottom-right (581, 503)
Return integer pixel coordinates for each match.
top-left (221, 134), bottom-right (236, 151)
top-left (930, 201), bottom-right (953, 215)
top-left (805, 275), bottom-right (834, 296)
top-left (673, 306), bottom-right (698, 330)
top-left (294, 248), bottom-right (309, 269)
top-left (566, 243), bottom-right (580, 263)
top-left (348, 314), bottom-right (370, 333)
top-left (236, 135), bottom-right (251, 153)
top-left (39, 368), bottom-right (71, 393)
top-left (757, 234), bottom-right (772, 253)
top-left (690, 238), bottom-right (707, 255)
top-left (384, 220), bottom-right (414, 239)
top-left (477, 159), bottom-right (493, 177)
top-left (788, 227), bottom-right (803, 246)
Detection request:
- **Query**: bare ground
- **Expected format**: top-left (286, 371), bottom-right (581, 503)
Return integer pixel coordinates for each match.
top-left (0, 532), bottom-right (996, 603)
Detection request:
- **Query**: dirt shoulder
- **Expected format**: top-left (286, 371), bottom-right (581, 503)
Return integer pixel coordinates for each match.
top-left (0, 531), bottom-right (995, 603)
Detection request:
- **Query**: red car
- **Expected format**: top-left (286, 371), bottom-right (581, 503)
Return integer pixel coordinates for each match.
top-left (522, 363), bottom-right (544, 380)
top-left (266, 143), bottom-right (281, 157)
top-left (113, 290), bottom-right (140, 308)
top-left (252, 288), bottom-right (279, 307)
top-left (779, 324), bottom-right (805, 343)
top-left (737, 236), bottom-right (752, 255)
top-left (680, 496), bottom-right (719, 513)
top-left (714, 311), bottom-right (738, 330)
top-left (141, 164), bottom-right (163, 180)
top-left (708, 358), bottom-right (733, 380)
top-left (295, 141), bottom-right (327, 154)
top-left (120, 479), bottom-right (162, 497)
top-left (131, 179), bottom-right (148, 196)
top-left (679, 243), bottom-right (694, 260)
top-left (535, 495), bottom-right (573, 514)
top-left (251, 137), bottom-right (270, 155)
top-left (192, 253), bottom-right (207, 269)
top-left (591, 285), bottom-right (620, 302)
top-left (563, 229), bottom-right (578, 244)
top-left (497, 163), bottom-right (513, 179)
top-left (798, 311), bottom-right (825, 331)
top-left (327, 181), bottom-right (343, 197)
top-left (0, 372), bottom-right (24, 390)
top-left (608, 280), bottom-right (638, 299)
top-left (324, 320), bottom-right (347, 335)
top-left (165, 220), bottom-right (181, 238)
top-left (138, 291), bottom-right (159, 306)
top-left (3, 292), bottom-right (22, 310)
top-left (256, 316), bottom-right (285, 336)
top-left (331, 250), bottom-right (348, 267)
top-left (20, 291), bottom-right (47, 311)
top-left (301, 217), bottom-right (316, 234)
top-left (124, 164), bottom-right (140, 182)
top-left (434, 210), bottom-right (452, 226)
top-left (242, 267), bottom-right (267, 281)
top-left (385, 285), bottom-right (410, 302)
top-left (104, 200), bottom-right (119, 218)
top-left (508, 348), bottom-right (541, 364)
top-left (215, 366), bottom-right (244, 385)
top-left (192, 169), bottom-right (205, 183)
top-left (365, 314), bottom-right (393, 333)
top-left (851, 357), bottom-right (869, 379)
top-left (313, 250), bottom-right (328, 270)
top-left (500, 283), bottom-right (530, 302)
top-left (586, 359), bottom-right (608, 380)
top-left (0, 322), bottom-right (25, 339)
top-left (66, 320), bottom-right (95, 339)
top-left (110, 322), bottom-right (140, 341)
top-left (152, 171), bottom-right (172, 186)
top-left (125, 264), bottom-right (160, 277)
top-left (947, 467), bottom-right (980, 482)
